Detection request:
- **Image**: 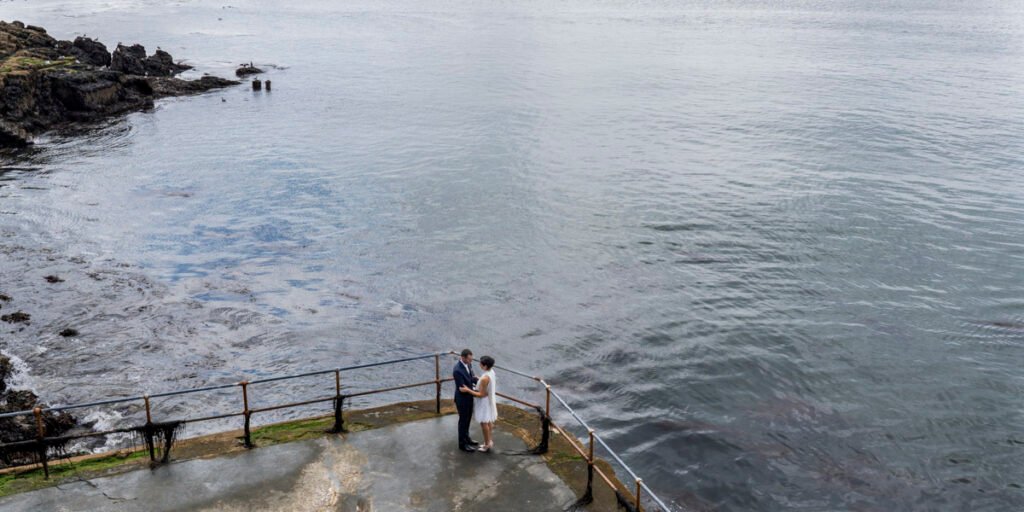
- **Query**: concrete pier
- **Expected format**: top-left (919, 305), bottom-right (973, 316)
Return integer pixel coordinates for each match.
top-left (0, 416), bottom-right (577, 511)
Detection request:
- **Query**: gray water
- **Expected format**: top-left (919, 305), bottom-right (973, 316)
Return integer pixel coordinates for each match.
top-left (2, 0), bottom-right (1024, 510)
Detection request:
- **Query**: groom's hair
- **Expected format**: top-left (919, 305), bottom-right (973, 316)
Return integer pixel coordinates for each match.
top-left (460, 349), bottom-right (473, 357)
top-left (479, 356), bottom-right (495, 369)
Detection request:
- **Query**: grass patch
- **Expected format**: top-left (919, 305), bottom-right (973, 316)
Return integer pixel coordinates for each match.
top-left (0, 55), bottom-right (76, 74)
top-left (0, 450), bottom-right (148, 498)
top-left (250, 416), bottom-right (334, 445)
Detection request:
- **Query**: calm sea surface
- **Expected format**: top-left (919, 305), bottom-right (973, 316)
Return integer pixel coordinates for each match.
top-left (2, 0), bottom-right (1023, 509)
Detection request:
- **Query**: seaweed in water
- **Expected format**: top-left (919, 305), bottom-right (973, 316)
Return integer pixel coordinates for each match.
top-left (131, 420), bottom-right (185, 465)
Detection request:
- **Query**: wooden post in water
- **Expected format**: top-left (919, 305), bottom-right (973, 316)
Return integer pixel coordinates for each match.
top-left (251, 79), bottom-right (262, 91)
top-left (264, 80), bottom-right (272, 91)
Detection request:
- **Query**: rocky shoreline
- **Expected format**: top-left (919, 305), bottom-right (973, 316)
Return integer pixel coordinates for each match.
top-left (0, 20), bottom-right (239, 147)
top-left (0, 354), bottom-right (77, 468)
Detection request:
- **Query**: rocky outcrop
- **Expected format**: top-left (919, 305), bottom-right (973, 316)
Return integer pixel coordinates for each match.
top-left (55, 36), bottom-right (111, 67)
top-left (0, 354), bottom-right (78, 467)
top-left (0, 20), bottom-right (239, 147)
top-left (110, 43), bottom-right (189, 76)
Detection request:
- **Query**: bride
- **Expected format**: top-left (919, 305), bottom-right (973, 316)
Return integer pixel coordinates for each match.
top-left (459, 355), bottom-right (498, 452)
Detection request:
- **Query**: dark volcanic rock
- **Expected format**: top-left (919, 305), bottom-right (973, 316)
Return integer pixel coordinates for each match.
top-left (59, 328), bottom-right (79, 337)
top-left (0, 356), bottom-right (78, 467)
top-left (110, 43), bottom-right (147, 75)
top-left (44, 275), bottom-right (64, 283)
top-left (72, 36), bottom-right (111, 67)
top-left (149, 74), bottom-right (237, 96)
top-left (0, 20), bottom-right (239, 146)
top-left (57, 36), bottom-right (111, 67)
top-left (112, 44), bottom-right (191, 77)
top-left (0, 357), bottom-right (12, 394)
top-left (235, 63), bottom-right (263, 77)
top-left (1, 311), bottom-right (30, 323)
top-left (146, 48), bottom-right (192, 76)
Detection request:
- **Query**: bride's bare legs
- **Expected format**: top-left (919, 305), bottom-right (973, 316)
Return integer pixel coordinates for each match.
top-left (483, 422), bottom-right (493, 448)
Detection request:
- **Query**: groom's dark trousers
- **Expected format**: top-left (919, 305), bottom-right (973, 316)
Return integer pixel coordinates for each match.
top-left (453, 361), bottom-right (478, 449)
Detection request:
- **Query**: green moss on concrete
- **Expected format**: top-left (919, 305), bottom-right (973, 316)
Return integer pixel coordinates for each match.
top-left (0, 450), bottom-right (148, 497)
top-left (250, 416), bottom-right (335, 445)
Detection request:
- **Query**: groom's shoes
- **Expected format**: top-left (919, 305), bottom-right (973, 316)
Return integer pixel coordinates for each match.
top-left (467, 439), bottom-right (480, 447)
top-left (459, 445), bottom-right (476, 453)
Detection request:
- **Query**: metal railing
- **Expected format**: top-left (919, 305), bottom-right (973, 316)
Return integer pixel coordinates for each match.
top-left (0, 350), bottom-right (673, 511)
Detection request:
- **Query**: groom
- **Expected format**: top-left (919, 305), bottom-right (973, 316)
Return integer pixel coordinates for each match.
top-left (453, 348), bottom-right (479, 453)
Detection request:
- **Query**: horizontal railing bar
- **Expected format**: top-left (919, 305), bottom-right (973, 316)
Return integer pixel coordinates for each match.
top-left (345, 380), bottom-right (436, 398)
top-left (148, 382), bottom-right (241, 399)
top-left (639, 479), bottom-right (672, 511)
top-left (491, 363), bottom-right (541, 381)
top-left (592, 433), bottom-right (641, 483)
top-left (548, 388), bottom-right (594, 432)
top-left (495, 392), bottom-right (539, 410)
top-left (249, 396), bottom-right (335, 414)
top-left (0, 395), bottom-right (144, 417)
top-left (184, 411), bottom-right (245, 424)
top-left (0, 351), bottom-right (448, 419)
top-left (249, 352), bottom-right (441, 385)
top-left (551, 419), bottom-right (590, 461)
top-left (593, 465), bottom-right (619, 495)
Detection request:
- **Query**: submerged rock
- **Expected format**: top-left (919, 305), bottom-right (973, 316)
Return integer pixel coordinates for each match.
top-left (235, 63), bottom-right (263, 77)
top-left (1, 311), bottom-right (30, 323)
top-left (0, 20), bottom-right (239, 146)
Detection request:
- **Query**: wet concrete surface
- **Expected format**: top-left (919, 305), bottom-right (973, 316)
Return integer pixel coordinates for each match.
top-left (0, 416), bottom-right (577, 511)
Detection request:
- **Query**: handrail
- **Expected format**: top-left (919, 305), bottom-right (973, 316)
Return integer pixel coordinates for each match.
top-left (0, 352), bottom-right (442, 418)
top-left (1, 350), bottom-right (674, 511)
top-left (489, 355), bottom-right (673, 511)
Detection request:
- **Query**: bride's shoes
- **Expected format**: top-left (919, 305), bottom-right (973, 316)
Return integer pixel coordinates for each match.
top-left (477, 444), bottom-right (493, 453)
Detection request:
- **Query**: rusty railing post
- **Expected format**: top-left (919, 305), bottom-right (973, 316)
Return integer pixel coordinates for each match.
top-left (545, 384), bottom-right (551, 419)
top-left (635, 478), bottom-right (643, 511)
top-left (434, 354), bottom-right (441, 414)
top-left (329, 369), bottom-right (345, 433)
top-left (585, 428), bottom-right (595, 501)
top-left (143, 395), bottom-right (156, 462)
top-left (33, 407), bottom-right (48, 479)
top-left (240, 381), bottom-right (253, 448)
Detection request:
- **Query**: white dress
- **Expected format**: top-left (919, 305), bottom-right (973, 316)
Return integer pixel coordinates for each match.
top-left (473, 369), bottom-right (499, 423)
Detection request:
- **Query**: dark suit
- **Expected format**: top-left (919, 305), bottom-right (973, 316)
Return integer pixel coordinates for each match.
top-left (453, 361), bottom-right (478, 448)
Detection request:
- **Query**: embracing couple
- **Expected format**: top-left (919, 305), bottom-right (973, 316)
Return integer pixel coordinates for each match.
top-left (452, 348), bottom-right (498, 453)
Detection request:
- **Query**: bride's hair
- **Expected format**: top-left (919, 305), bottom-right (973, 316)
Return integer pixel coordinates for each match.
top-left (479, 356), bottom-right (495, 369)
